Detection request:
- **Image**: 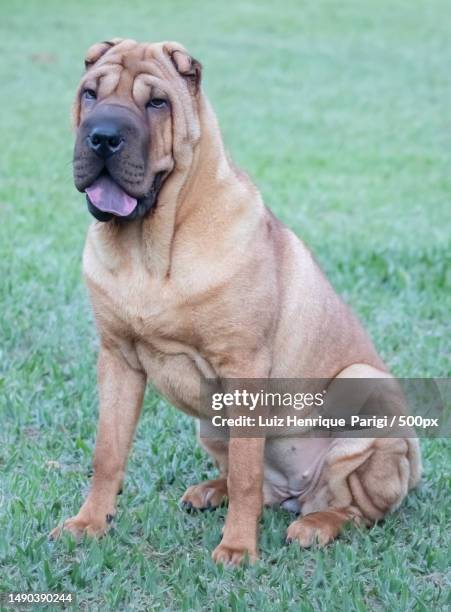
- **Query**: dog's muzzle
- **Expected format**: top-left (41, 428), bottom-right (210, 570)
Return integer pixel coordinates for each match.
top-left (74, 104), bottom-right (165, 222)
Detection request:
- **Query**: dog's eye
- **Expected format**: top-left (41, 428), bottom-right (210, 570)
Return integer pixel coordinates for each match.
top-left (147, 98), bottom-right (168, 109)
top-left (83, 89), bottom-right (97, 100)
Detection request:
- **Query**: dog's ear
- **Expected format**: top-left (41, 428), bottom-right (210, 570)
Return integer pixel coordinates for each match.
top-left (170, 49), bottom-right (202, 95)
top-left (84, 38), bottom-right (124, 70)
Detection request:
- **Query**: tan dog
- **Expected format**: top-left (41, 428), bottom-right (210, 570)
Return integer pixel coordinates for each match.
top-left (51, 39), bottom-right (421, 564)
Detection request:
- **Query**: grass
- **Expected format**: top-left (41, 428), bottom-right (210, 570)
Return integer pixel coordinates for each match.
top-left (0, 0), bottom-right (450, 609)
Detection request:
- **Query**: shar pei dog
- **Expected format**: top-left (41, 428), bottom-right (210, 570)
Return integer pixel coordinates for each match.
top-left (51, 39), bottom-right (421, 565)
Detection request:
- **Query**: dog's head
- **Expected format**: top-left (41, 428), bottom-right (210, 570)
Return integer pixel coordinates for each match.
top-left (73, 39), bottom-right (202, 221)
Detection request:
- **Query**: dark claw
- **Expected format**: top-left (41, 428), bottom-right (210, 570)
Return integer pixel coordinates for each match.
top-left (285, 537), bottom-right (293, 545)
top-left (106, 514), bottom-right (114, 524)
top-left (118, 488), bottom-right (123, 496)
top-left (181, 500), bottom-right (193, 513)
top-left (181, 500), bottom-right (219, 513)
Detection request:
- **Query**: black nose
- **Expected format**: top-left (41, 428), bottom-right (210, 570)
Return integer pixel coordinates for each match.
top-left (87, 124), bottom-right (124, 158)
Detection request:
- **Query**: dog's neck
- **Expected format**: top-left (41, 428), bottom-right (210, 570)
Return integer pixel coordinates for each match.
top-left (139, 94), bottom-right (245, 277)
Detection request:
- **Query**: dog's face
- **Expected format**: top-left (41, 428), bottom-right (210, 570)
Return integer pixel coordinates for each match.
top-left (73, 39), bottom-right (202, 221)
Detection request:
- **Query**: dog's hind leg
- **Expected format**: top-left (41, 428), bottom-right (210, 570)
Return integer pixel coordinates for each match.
top-left (181, 428), bottom-right (229, 511)
top-left (286, 364), bottom-right (422, 547)
top-left (286, 436), bottom-right (420, 546)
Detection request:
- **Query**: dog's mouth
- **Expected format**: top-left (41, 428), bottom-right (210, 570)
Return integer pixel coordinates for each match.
top-left (86, 172), bottom-right (138, 217)
top-left (85, 171), bottom-right (165, 222)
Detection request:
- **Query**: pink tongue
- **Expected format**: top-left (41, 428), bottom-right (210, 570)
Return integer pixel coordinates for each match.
top-left (86, 175), bottom-right (137, 216)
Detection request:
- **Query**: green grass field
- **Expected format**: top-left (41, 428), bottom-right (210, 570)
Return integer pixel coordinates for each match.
top-left (1, 0), bottom-right (450, 609)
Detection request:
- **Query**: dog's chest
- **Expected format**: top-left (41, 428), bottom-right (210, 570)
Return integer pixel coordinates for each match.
top-left (83, 233), bottom-right (214, 415)
top-left (91, 267), bottom-right (178, 338)
top-left (84, 232), bottom-right (181, 336)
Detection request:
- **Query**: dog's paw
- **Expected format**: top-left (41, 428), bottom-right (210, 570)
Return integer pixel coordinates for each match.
top-left (181, 478), bottom-right (227, 511)
top-left (49, 513), bottom-right (114, 541)
top-left (286, 517), bottom-right (328, 547)
top-left (286, 508), bottom-right (358, 547)
top-left (211, 541), bottom-right (257, 566)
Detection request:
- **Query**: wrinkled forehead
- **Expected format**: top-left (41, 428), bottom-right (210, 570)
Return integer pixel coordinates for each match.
top-left (83, 40), bottom-right (180, 105)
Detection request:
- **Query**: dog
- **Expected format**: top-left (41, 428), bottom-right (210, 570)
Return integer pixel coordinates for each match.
top-left (50, 39), bottom-right (421, 565)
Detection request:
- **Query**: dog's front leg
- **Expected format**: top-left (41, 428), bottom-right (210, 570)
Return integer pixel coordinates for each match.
top-left (212, 436), bottom-right (265, 565)
top-left (210, 360), bottom-right (269, 566)
top-left (50, 343), bottom-right (146, 539)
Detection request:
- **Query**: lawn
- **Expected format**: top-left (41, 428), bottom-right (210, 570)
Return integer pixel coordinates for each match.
top-left (0, 0), bottom-right (450, 609)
